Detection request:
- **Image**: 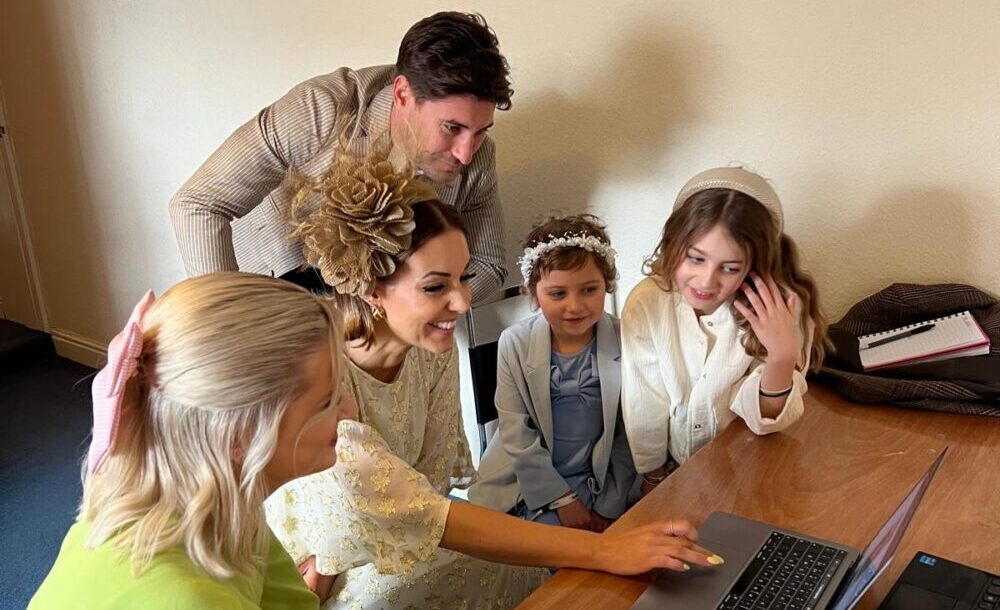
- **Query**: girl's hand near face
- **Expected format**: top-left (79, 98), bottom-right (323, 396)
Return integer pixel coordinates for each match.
top-left (733, 273), bottom-right (801, 418)
top-left (733, 273), bottom-right (800, 366)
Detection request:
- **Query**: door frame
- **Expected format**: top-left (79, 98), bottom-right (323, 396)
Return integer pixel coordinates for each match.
top-left (0, 87), bottom-right (48, 330)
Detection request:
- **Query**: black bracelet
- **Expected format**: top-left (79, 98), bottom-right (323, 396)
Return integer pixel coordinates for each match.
top-left (759, 384), bottom-right (793, 398)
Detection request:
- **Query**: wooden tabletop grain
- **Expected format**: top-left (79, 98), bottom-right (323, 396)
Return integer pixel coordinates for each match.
top-left (517, 384), bottom-right (1000, 609)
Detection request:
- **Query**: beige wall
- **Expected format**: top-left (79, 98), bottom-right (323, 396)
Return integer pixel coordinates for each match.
top-left (1, 0), bottom-right (998, 359)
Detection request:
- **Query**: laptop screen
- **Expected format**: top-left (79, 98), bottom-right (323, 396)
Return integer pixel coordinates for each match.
top-left (829, 448), bottom-right (948, 610)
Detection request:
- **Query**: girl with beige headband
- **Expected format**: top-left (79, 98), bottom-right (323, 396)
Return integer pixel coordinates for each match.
top-left (621, 167), bottom-right (828, 497)
top-left (265, 154), bottom-right (720, 609)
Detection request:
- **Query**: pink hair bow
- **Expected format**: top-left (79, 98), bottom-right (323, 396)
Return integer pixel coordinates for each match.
top-left (87, 290), bottom-right (156, 474)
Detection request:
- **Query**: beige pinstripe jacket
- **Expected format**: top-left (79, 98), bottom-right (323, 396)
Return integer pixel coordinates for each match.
top-left (169, 64), bottom-right (506, 301)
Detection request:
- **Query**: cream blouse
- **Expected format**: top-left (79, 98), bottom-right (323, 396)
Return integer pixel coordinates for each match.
top-left (621, 277), bottom-right (813, 473)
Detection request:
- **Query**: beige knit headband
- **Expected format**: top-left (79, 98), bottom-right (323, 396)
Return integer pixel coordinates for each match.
top-left (672, 167), bottom-right (784, 233)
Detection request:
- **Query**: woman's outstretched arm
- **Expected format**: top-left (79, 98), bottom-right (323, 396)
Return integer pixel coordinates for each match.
top-left (440, 501), bottom-right (722, 575)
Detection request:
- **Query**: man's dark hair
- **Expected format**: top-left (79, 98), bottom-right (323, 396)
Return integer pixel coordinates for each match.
top-left (396, 12), bottom-right (513, 110)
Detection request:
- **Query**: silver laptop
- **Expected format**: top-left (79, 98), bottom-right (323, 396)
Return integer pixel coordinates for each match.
top-left (630, 448), bottom-right (947, 610)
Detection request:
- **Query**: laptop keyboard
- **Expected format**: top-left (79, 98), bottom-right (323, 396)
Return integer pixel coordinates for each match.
top-left (717, 531), bottom-right (848, 610)
top-left (977, 577), bottom-right (1000, 609)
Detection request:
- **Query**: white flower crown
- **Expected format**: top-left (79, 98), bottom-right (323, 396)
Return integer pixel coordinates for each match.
top-left (517, 233), bottom-right (617, 284)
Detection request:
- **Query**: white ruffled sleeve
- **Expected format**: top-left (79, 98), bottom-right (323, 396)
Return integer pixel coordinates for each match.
top-left (265, 419), bottom-right (451, 576)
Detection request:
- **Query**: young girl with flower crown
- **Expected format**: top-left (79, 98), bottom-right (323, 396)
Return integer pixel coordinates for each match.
top-left (472, 214), bottom-right (640, 532)
top-left (621, 167), bottom-right (828, 496)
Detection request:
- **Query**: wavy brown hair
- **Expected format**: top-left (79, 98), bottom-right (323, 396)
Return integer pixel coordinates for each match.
top-left (644, 189), bottom-right (828, 370)
top-left (397, 12), bottom-right (513, 110)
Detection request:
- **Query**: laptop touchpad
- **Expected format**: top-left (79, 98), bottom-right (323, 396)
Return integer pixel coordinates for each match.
top-left (630, 540), bottom-right (748, 609)
top-left (880, 583), bottom-right (958, 610)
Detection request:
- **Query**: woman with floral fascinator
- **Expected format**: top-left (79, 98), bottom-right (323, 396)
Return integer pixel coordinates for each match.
top-left (265, 151), bottom-right (721, 609)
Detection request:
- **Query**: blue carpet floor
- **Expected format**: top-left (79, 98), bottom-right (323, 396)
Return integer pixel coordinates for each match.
top-left (0, 350), bottom-right (95, 610)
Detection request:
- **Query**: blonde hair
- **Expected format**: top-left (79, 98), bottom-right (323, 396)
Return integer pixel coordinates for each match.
top-left (80, 272), bottom-right (344, 579)
top-left (644, 189), bottom-right (828, 370)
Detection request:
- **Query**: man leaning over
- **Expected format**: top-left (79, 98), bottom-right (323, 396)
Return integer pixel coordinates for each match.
top-left (169, 11), bottom-right (512, 302)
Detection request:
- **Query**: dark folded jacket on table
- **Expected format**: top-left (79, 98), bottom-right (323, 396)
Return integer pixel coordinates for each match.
top-left (814, 283), bottom-right (1000, 416)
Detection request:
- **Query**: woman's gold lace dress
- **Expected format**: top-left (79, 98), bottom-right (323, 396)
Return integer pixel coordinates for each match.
top-left (267, 349), bottom-right (548, 609)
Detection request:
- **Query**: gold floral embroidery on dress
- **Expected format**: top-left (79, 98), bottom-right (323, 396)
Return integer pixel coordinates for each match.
top-left (375, 497), bottom-right (396, 517)
top-left (265, 351), bottom-right (549, 608)
top-left (480, 568), bottom-right (499, 588)
top-left (448, 563), bottom-right (469, 592)
top-left (337, 443), bottom-right (358, 465)
top-left (265, 420), bottom-right (450, 577)
top-left (345, 347), bottom-right (477, 497)
top-left (341, 466), bottom-right (361, 489)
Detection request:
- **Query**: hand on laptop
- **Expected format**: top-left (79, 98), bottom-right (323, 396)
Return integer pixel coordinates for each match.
top-left (595, 518), bottom-right (725, 575)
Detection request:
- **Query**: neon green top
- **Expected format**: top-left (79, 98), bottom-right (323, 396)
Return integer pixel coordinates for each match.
top-left (29, 521), bottom-right (318, 610)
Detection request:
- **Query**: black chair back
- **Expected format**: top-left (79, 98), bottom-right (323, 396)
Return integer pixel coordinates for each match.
top-left (464, 286), bottom-right (530, 455)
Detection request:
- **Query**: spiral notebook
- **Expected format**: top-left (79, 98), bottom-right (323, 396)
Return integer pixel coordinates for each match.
top-left (858, 310), bottom-right (991, 371)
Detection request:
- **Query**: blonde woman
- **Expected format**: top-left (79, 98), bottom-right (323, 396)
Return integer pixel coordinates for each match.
top-left (266, 156), bottom-right (722, 609)
top-left (29, 273), bottom-right (357, 609)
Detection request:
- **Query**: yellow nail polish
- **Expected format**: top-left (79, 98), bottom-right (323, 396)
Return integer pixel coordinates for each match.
top-left (707, 554), bottom-right (725, 565)
top-left (683, 563), bottom-right (691, 571)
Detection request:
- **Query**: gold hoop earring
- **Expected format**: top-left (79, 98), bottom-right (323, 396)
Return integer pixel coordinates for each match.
top-left (371, 305), bottom-right (385, 321)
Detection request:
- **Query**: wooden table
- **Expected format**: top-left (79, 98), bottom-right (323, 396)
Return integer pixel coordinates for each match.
top-left (518, 384), bottom-right (1000, 609)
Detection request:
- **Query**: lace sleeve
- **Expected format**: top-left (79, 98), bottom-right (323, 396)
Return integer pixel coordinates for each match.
top-left (265, 420), bottom-right (451, 576)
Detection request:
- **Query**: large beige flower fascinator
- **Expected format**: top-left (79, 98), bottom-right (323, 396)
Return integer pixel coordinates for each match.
top-left (290, 149), bottom-right (439, 297)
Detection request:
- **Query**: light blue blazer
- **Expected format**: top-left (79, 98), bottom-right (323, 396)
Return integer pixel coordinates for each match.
top-left (469, 312), bottom-right (638, 518)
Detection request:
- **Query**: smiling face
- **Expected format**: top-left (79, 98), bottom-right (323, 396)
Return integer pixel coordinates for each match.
top-left (371, 228), bottom-right (472, 353)
top-left (264, 346), bottom-right (357, 488)
top-left (673, 223), bottom-right (749, 315)
top-left (535, 255), bottom-right (608, 352)
top-left (392, 76), bottom-right (496, 183)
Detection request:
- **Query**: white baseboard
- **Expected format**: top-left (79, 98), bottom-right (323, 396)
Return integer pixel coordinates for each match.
top-left (51, 327), bottom-right (106, 369)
